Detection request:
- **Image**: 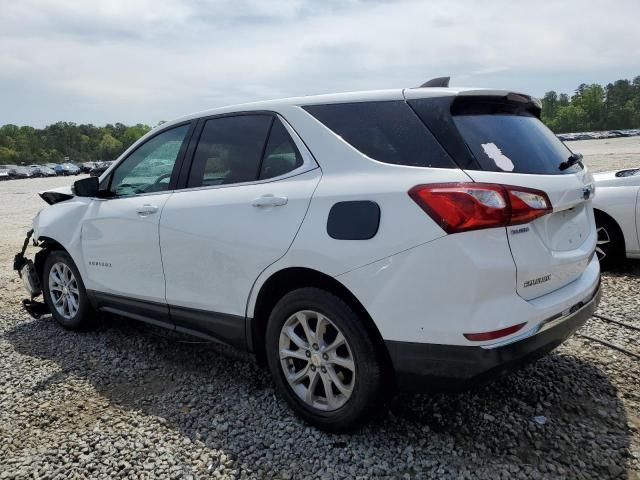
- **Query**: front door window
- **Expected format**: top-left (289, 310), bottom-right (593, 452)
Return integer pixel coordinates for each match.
top-left (109, 124), bottom-right (190, 196)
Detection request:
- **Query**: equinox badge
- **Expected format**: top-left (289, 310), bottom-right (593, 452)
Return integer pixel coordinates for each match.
top-left (523, 274), bottom-right (551, 288)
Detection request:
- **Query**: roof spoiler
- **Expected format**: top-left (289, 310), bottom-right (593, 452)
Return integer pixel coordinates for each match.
top-left (418, 76), bottom-right (450, 88)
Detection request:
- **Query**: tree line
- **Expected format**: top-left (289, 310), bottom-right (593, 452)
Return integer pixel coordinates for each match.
top-left (0, 122), bottom-right (153, 165)
top-left (541, 76), bottom-right (640, 133)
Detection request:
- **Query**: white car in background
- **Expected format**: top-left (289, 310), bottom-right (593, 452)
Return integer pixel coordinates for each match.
top-left (592, 168), bottom-right (640, 267)
top-left (14, 80), bottom-right (601, 431)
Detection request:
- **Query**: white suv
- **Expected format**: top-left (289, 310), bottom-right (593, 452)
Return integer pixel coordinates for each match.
top-left (16, 80), bottom-right (601, 431)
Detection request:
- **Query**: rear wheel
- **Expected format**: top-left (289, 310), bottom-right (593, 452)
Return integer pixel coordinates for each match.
top-left (265, 287), bottom-right (387, 432)
top-left (42, 250), bottom-right (95, 330)
top-left (595, 212), bottom-right (624, 269)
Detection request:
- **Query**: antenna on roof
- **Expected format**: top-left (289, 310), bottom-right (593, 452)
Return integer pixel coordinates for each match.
top-left (418, 76), bottom-right (450, 88)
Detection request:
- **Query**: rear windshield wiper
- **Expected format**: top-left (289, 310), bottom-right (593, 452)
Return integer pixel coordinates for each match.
top-left (559, 152), bottom-right (583, 171)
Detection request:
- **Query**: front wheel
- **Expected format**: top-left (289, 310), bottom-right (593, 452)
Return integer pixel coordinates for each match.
top-left (265, 288), bottom-right (388, 432)
top-left (42, 250), bottom-right (95, 330)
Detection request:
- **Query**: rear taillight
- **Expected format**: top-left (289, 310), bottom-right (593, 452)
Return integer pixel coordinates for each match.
top-left (408, 183), bottom-right (552, 234)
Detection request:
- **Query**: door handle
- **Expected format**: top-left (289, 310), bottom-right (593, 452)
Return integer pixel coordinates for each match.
top-left (252, 195), bottom-right (288, 207)
top-left (136, 204), bottom-right (159, 216)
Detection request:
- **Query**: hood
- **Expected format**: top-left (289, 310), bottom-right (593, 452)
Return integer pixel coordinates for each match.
top-left (39, 185), bottom-right (74, 205)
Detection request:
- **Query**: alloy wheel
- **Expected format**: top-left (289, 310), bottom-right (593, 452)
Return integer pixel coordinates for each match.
top-left (48, 262), bottom-right (80, 320)
top-left (596, 226), bottom-right (611, 261)
top-left (278, 310), bottom-right (356, 411)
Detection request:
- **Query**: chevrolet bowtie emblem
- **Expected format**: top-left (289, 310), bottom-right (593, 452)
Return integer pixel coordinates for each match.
top-left (582, 184), bottom-right (595, 200)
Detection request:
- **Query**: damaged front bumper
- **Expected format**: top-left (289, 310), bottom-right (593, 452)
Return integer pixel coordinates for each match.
top-left (13, 229), bottom-right (42, 298)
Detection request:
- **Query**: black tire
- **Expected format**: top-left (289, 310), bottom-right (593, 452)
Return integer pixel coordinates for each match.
top-left (265, 287), bottom-right (388, 432)
top-left (595, 212), bottom-right (625, 270)
top-left (42, 250), bottom-right (95, 330)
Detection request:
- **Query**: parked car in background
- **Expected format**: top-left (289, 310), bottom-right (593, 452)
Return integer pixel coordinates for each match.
top-left (80, 162), bottom-right (98, 173)
top-left (44, 163), bottom-right (60, 174)
top-left (8, 166), bottom-right (32, 179)
top-left (0, 165), bottom-right (17, 178)
top-left (34, 165), bottom-right (57, 177)
top-left (89, 161), bottom-right (114, 177)
top-left (0, 167), bottom-right (10, 181)
top-left (54, 163), bottom-right (81, 176)
top-left (592, 167), bottom-right (640, 268)
top-left (557, 129), bottom-right (640, 142)
top-left (15, 81), bottom-right (601, 431)
top-left (28, 165), bottom-right (56, 177)
top-left (27, 165), bottom-right (42, 177)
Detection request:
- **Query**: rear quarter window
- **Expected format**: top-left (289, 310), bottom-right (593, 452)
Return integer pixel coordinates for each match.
top-left (303, 101), bottom-right (456, 168)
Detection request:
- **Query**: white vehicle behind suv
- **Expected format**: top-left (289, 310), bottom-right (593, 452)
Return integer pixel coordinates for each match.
top-left (15, 79), bottom-right (601, 431)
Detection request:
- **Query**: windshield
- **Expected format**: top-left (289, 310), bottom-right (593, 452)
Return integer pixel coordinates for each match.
top-left (454, 113), bottom-right (581, 175)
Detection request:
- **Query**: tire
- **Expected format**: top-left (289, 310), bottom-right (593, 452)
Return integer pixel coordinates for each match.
top-left (42, 250), bottom-right (95, 330)
top-left (595, 212), bottom-right (625, 270)
top-left (265, 287), bottom-right (387, 432)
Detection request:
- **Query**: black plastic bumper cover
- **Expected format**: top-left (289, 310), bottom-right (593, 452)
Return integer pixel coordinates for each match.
top-left (386, 286), bottom-right (601, 392)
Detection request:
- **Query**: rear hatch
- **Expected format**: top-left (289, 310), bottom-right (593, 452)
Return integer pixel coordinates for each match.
top-left (408, 93), bottom-right (596, 300)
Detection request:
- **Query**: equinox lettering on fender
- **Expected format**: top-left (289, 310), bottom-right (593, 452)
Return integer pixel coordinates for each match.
top-left (88, 261), bottom-right (112, 268)
top-left (523, 274), bottom-right (551, 288)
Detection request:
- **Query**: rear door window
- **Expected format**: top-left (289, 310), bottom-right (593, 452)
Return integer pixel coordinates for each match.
top-left (188, 115), bottom-right (272, 187)
top-left (303, 101), bottom-right (456, 168)
top-left (188, 115), bottom-right (305, 188)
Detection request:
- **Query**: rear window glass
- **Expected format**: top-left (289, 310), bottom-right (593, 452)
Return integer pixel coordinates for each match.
top-left (410, 96), bottom-right (580, 175)
top-left (453, 113), bottom-right (581, 175)
top-left (303, 101), bottom-right (455, 168)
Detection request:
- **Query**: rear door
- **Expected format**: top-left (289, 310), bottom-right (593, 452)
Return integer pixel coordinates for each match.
top-left (160, 114), bottom-right (320, 345)
top-left (409, 94), bottom-right (596, 300)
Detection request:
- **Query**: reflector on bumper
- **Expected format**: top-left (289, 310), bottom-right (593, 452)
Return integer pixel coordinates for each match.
top-left (463, 322), bottom-right (527, 341)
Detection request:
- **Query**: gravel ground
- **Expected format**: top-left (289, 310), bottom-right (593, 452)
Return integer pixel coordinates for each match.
top-left (0, 138), bottom-right (639, 479)
top-left (570, 136), bottom-right (640, 173)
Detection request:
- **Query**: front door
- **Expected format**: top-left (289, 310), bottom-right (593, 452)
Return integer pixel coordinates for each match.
top-left (81, 123), bottom-right (192, 325)
top-left (160, 114), bottom-right (320, 345)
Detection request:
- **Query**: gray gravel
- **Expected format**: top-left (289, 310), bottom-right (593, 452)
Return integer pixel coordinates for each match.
top-left (1, 265), bottom-right (639, 479)
top-left (1, 159), bottom-right (639, 479)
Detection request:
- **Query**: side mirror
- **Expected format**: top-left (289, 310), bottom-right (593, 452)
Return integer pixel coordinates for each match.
top-left (73, 176), bottom-right (99, 197)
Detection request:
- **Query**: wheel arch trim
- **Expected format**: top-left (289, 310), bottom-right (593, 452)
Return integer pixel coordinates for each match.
top-left (247, 266), bottom-right (392, 375)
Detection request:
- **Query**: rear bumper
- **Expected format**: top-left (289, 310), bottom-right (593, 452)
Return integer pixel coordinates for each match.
top-left (386, 284), bottom-right (601, 392)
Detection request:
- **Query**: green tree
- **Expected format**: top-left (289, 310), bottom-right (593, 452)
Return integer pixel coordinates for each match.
top-left (0, 146), bottom-right (18, 163)
top-left (99, 133), bottom-right (123, 160)
top-left (553, 105), bottom-right (588, 133)
top-left (541, 91), bottom-right (559, 125)
top-left (121, 124), bottom-right (151, 149)
top-left (576, 84), bottom-right (606, 130)
top-left (558, 94), bottom-right (570, 107)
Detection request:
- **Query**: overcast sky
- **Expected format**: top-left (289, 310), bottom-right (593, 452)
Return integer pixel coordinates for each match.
top-left (2, 0), bottom-right (640, 127)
